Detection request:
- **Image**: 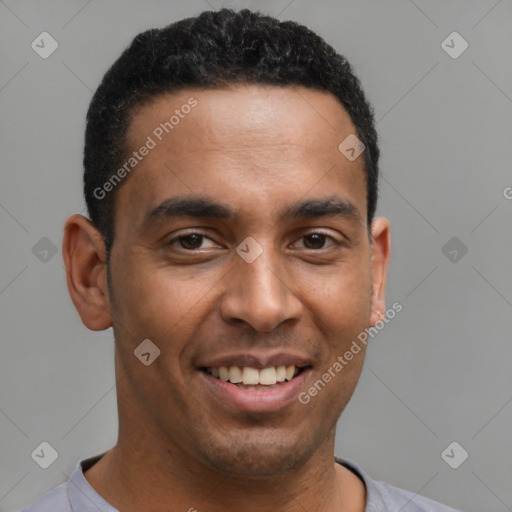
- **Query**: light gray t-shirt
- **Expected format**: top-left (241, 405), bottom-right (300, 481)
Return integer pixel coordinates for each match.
top-left (20, 454), bottom-right (461, 511)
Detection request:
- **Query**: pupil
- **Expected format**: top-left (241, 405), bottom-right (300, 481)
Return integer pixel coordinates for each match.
top-left (304, 234), bottom-right (325, 249)
top-left (180, 234), bottom-right (202, 249)
top-left (179, 234), bottom-right (326, 250)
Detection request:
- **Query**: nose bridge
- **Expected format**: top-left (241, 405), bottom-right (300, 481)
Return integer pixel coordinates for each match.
top-left (220, 239), bottom-right (301, 332)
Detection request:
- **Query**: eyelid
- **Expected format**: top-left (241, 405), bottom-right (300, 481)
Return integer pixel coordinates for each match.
top-left (290, 230), bottom-right (343, 249)
top-left (166, 229), bottom-right (222, 248)
top-left (165, 228), bottom-right (344, 251)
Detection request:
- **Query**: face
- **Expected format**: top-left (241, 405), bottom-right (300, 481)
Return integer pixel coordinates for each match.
top-left (89, 85), bottom-right (389, 477)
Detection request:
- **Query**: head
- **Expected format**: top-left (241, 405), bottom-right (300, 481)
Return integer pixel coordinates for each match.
top-left (64, 8), bottom-right (390, 478)
top-left (83, 8), bottom-right (379, 257)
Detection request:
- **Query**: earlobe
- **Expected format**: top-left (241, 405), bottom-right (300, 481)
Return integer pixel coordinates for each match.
top-left (62, 214), bottom-right (112, 331)
top-left (369, 218), bottom-right (391, 326)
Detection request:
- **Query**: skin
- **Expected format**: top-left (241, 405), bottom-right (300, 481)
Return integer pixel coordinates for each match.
top-left (63, 84), bottom-right (390, 512)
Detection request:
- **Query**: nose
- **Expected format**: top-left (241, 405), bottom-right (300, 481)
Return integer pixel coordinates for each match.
top-left (219, 246), bottom-right (303, 332)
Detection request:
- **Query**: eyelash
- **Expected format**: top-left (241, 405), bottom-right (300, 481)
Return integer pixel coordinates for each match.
top-left (167, 231), bottom-right (341, 251)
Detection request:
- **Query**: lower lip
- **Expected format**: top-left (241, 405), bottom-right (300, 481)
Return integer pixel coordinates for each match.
top-left (200, 368), bottom-right (312, 413)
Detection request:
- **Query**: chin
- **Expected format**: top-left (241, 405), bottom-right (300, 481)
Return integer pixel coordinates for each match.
top-left (197, 427), bottom-right (320, 477)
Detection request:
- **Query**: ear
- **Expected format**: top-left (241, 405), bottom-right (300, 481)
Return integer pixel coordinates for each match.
top-left (62, 214), bottom-right (112, 331)
top-left (368, 217), bottom-right (391, 327)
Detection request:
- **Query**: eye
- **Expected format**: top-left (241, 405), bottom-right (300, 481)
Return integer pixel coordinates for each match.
top-left (292, 232), bottom-right (339, 250)
top-left (168, 233), bottom-right (219, 251)
top-left (167, 231), bottom-right (340, 252)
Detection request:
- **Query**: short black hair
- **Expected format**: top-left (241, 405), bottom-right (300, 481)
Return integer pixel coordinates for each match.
top-left (84, 8), bottom-right (379, 254)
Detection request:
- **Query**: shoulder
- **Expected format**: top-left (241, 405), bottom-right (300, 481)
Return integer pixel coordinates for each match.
top-left (335, 457), bottom-right (461, 511)
top-left (18, 482), bottom-right (71, 512)
top-left (370, 478), bottom-right (461, 511)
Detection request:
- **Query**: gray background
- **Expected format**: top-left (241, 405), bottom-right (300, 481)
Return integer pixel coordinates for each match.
top-left (1, 1), bottom-right (511, 511)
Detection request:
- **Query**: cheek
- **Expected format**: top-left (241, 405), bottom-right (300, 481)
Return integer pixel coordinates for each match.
top-left (299, 262), bottom-right (372, 328)
top-left (110, 258), bottom-right (217, 373)
top-left (111, 255), bottom-right (197, 323)
top-left (110, 263), bottom-right (196, 396)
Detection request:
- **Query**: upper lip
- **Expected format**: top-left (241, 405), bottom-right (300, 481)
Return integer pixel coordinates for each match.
top-left (197, 351), bottom-right (313, 369)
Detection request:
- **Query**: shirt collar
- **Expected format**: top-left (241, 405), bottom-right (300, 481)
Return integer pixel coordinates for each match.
top-left (68, 454), bottom-right (118, 512)
top-left (68, 453), bottom-right (380, 512)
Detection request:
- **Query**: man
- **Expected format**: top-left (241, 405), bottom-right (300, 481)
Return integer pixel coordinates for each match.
top-left (21, 8), bottom-right (460, 512)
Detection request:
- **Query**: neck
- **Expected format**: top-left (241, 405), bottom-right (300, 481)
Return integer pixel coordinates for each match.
top-left (84, 355), bottom-right (365, 511)
top-left (84, 425), bottom-right (365, 512)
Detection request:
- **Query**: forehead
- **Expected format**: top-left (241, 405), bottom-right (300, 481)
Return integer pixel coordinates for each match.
top-left (116, 84), bottom-right (367, 229)
top-left (129, 84), bottom-right (357, 156)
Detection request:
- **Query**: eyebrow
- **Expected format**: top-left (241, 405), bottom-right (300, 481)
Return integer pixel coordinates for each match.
top-left (143, 195), bottom-right (361, 227)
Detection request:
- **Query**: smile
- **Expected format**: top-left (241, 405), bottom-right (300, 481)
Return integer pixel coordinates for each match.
top-left (202, 365), bottom-right (304, 388)
top-left (199, 365), bottom-right (312, 412)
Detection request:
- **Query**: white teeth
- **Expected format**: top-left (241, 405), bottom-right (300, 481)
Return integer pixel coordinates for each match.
top-left (229, 366), bottom-right (243, 383)
top-left (259, 367), bottom-right (277, 385)
top-left (242, 367), bottom-right (260, 385)
top-left (208, 365), bottom-right (300, 385)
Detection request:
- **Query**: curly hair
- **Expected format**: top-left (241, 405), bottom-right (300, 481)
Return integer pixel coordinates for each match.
top-left (84, 8), bottom-right (379, 254)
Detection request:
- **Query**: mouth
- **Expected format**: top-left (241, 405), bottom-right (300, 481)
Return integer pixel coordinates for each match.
top-left (200, 364), bottom-right (309, 390)
top-left (198, 362), bottom-right (313, 413)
